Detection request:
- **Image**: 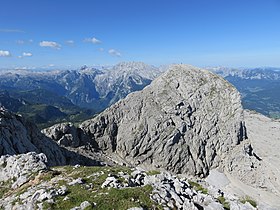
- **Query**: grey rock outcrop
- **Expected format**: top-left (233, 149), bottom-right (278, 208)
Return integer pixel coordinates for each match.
top-left (0, 107), bottom-right (102, 167)
top-left (223, 110), bottom-right (280, 208)
top-left (79, 64), bottom-right (247, 176)
top-left (0, 107), bottom-right (66, 166)
top-left (42, 122), bottom-right (90, 148)
top-left (143, 172), bottom-right (224, 210)
top-left (99, 169), bottom-right (256, 210)
top-left (0, 152), bottom-right (47, 189)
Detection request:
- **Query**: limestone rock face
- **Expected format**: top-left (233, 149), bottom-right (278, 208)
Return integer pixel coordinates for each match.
top-left (225, 110), bottom-right (280, 200)
top-left (0, 107), bottom-right (66, 166)
top-left (42, 122), bottom-right (90, 148)
top-left (80, 65), bottom-right (246, 176)
top-left (0, 152), bottom-right (47, 188)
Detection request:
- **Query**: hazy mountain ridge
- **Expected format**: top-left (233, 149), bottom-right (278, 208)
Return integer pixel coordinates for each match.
top-left (1, 63), bottom-right (280, 127)
top-left (0, 62), bottom-right (162, 109)
top-left (208, 67), bottom-right (280, 119)
top-left (209, 66), bottom-right (280, 80)
top-left (0, 90), bottom-right (95, 128)
top-left (0, 62), bottom-right (163, 127)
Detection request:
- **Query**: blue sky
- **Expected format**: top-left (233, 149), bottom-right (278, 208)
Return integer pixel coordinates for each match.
top-left (0, 0), bottom-right (280, 69)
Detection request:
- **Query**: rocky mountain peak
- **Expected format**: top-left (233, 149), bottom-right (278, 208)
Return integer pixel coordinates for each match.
top-left (113, 61), bottom-right (152, 70)
top-left (78, 64), bottom-right (247, 176)
top-left (107, 61), bottom-right (162, 80)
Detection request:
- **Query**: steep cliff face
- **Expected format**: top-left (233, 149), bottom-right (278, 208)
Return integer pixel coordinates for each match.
top-left (0, 107), bottom-right (66, 166)
top-left (42, 122), bottom-right (91, 148)
top-left (0, 107), bottom-right (100, 167)
top-left (225, 110), bottom-right (280, 198)
top-left (78, 65), bottom-right (246, 176)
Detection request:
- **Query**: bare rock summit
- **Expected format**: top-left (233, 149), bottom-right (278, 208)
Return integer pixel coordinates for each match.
top-left (80, 64), bottom-right (247, 176)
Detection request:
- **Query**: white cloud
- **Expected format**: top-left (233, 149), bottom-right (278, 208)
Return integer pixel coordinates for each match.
top-left (0, 50), bottom-right (11, 57)
top-left (65, 40), bottom-right (74, 45)
top-left (22, 52), bottom-right (32, 57)
top-left (99, 48), bottom-right (104, 52)
top-left (18, 52), bottom-right (32, 59)
top-left (84, 37), bottom-right (101, 44)
top-left (108, 49), bottom-right (121, 57)
top-left (39, 41), bottom-right (61, 49)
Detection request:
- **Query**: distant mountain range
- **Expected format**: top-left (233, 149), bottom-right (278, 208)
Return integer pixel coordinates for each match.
top-left (0, 90), bottom-right (95, 128)
top-left (1, 63), bottom-right (279, 127)
top-left (0, 62), bottom-right (164, 127)
top-left (208, 67), bottom-right (280, 119)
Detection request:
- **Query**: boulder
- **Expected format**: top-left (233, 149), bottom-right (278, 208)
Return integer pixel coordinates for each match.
top-left (0, 152), bottom-right (47, 188)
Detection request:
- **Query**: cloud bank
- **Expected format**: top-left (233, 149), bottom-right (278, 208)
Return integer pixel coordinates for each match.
top-left (65, 40), bottom-right (74, 45)
top-left (108, 49), bottom-right (121, 57)
top-left (23, 52), bottom-right (33, 57)
top-left (84, 37), bottom-right (101, 44)
top-left (39, 41), bottom-right (61, 49)
top-left (0, 50), bottom-right (11, 57)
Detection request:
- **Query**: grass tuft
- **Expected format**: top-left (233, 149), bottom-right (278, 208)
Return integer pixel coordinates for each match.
top-left (188, 180), bottom-right (208, 194)
top-left (146, 170), bottom-right (161, 176)
top-left (240, 196), bottom-right (257, 208)
top-left (217, 196), bottom-right (230, 210)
